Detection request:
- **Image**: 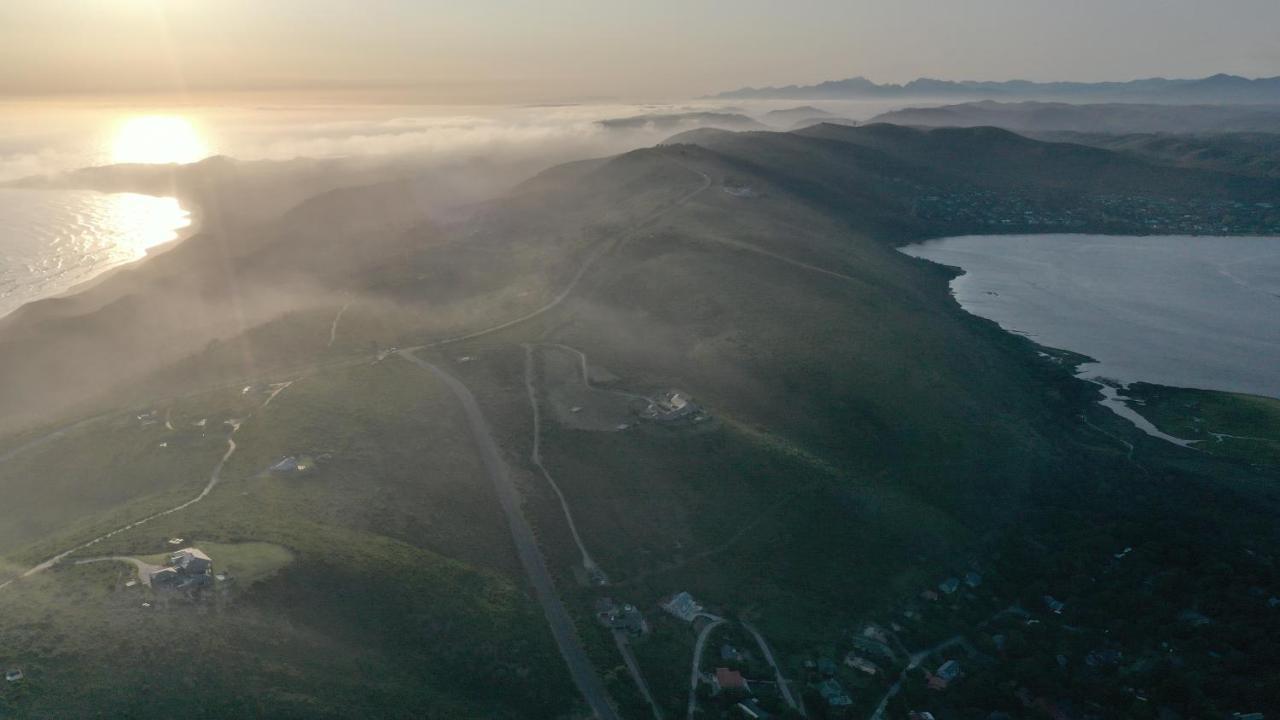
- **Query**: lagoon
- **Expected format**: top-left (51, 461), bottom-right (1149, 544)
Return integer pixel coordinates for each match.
top-left (901, 234), bottom-right (1280, 402)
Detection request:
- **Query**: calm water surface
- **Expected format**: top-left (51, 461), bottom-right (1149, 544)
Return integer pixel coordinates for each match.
top-left (902, 234), bottom-right (1280, 402)
top-left (0, 188), bottom-right (190, 318)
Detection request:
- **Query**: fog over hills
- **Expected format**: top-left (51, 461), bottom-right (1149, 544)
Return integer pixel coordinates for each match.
top-left (870, 100), bottom-right (1280, 134)
top-left (3, 122), bottom-right (1280, 717)
top-left (715, 73), bottom-right (1280, 104)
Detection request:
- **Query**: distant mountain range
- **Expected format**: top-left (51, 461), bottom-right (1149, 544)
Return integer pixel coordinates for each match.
top-left (869, 101), bottom-right (1280, 134)
top-left (714, 74), bottom-right (1280, 104)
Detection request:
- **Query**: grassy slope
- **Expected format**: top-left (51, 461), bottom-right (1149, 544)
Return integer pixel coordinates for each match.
top-left (4, 126), bottom-right (1280, 717)
top-left (0, 359), bottom-right (577, 719)
top-left (1123, 383), bottom-right (1280, 466)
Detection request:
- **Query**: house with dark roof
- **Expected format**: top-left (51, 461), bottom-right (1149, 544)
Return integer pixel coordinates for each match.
top-left (151, 547), bottom-right (214, 592)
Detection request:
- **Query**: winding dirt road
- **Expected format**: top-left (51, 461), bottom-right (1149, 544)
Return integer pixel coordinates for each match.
top-left (686, 616), bottom-right (726, 720)
top-left (0, 418), bottom-right (243, 592)
top-left (410, 167), bottom-right (712, 352)
top-left (522, 344), bottom-right (605, 582)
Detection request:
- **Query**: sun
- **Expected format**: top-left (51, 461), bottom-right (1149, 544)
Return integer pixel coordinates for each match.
top-left (111, 116), bottom-right (209, 165)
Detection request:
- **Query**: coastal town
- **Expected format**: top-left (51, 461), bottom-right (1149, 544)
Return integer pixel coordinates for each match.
top-left (911, 189), bottom-right (1280, 236)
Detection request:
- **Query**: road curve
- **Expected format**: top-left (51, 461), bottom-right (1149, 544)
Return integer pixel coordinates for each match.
top-left (411, 166), bottom-right (712, 352)
top-left (613, 629), bottom-right (664, 720)
top-left (399, 349), bottom-right (620, 720)
top-left (742, 620), bottom-right (803, 715)
top-left (686, 617), bottom-right (726, 720)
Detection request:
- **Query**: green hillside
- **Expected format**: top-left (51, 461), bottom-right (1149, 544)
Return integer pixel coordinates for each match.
top-left (3, 125), bottom-right (1279, 717)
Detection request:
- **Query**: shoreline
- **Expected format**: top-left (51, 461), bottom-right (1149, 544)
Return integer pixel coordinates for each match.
top-left (0, 189), bottom-right (203, 322)
top-left (899, 233), bottom-right (1280, 446)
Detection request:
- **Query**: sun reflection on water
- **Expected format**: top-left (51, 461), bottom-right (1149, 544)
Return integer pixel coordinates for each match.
top-left (101, 192), bottom-right (192, 258)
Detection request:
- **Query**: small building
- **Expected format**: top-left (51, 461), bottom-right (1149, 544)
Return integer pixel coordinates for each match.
top-left (150, 566), bottom-right (182, 588)
top-left (863, 625), bottom-right (890, 644)
top-left (850, 636), bottom-right (896, 662)
top-left (817, 657), bottom-right (838, 677)
top-left (643, 390), bottom-right (699, 421)
top-left (595, 597), bottom-right (647, 635)
top-left (171, 548), bottom-right (212, 575)
top-left (939, 577), bottom-right (961, 594)
top-left (662, 591), bottom-right (703, 622)
top-left (714, 667), bottom-right (748, 693)
top-left (816, 678), bottom-right (852, 707)
top-left (1043, 595), bottom-right (1065, 614)
top-left (720, 644), bottom-right (742, 662)
top-left (269, 456), bottom-right (301, 474)
top-left (964, 571), bottom-right (983, 588)
top-left (5, 668), bottom-right (23, 683)
top-left (929, 660), bottom-right (963, 690)
top-left (844, 654), bottom-right (881, 675)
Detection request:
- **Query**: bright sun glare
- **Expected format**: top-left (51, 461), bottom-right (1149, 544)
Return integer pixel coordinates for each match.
top-left (111, 116), bottom-right (209, 165)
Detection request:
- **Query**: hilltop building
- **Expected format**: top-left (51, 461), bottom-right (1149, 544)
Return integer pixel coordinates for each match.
top-left (151, 547), bottom-right (213, 592)
top-left (642, 390), bottom-right (699, 421)
top-left (662, 591), bottom-right (703, 622)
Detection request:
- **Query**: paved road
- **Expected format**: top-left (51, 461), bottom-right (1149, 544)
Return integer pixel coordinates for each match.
top-left (686, 617), bottom-right (726, 720)
top-left (869, 634), bottom-right (970, 720)
top-left (400, 349), bottom-right (620, 720)
top-left (613, 629), bottom-right (663, 720)
top-left (742, 620), bottom-right (803, 715)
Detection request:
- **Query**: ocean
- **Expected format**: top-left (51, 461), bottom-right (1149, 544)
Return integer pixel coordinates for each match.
top-left (0, 188), bottom-right (191, 319)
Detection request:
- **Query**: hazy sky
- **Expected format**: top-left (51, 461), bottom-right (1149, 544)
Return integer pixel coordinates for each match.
top-left (4, 0), bottom-right (1279, 102)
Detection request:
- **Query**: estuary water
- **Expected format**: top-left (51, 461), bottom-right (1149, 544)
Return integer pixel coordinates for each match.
top-left (0, 188), bottom-right (191, 319)
top-left (901, 233), bottom-right (1280, 404)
